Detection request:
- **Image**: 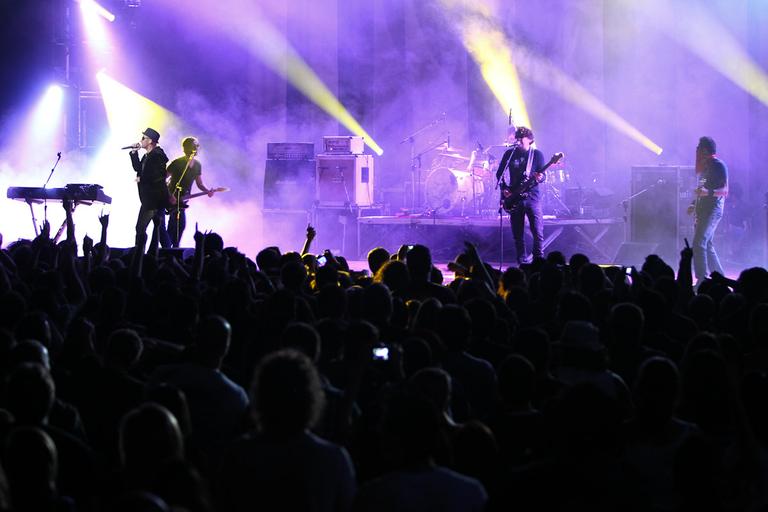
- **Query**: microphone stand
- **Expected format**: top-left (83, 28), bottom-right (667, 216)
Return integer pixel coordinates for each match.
top-left (399, 114), bottom-right (446, 211)
top-left (40, 152), bottom-right (62, 233)
top-left (173, 151), bottom-right (196, 247)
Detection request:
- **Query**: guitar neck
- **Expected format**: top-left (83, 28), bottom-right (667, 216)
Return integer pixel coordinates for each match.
top-left (181, 187), bottom-right (227, 201)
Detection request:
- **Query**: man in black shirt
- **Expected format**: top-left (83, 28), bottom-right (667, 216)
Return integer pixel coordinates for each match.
top-left (495, 126), bottom-right (546, 265)
top-left (690, 136), bottom-right (727, 284)
top-left (166, 136), bottom-right (214, 247)
top-left (129, 127), bottom-right (172, 249)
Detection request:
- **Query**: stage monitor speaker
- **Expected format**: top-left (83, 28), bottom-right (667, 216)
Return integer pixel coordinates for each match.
top-left (263, 159), bottom-right (315, 210)
top-left (629, 166), bottom-right (680, 263)
top-left (316, 154), bottom-right (374, 207)
top-left (613, 242), bottom-right (659, 268)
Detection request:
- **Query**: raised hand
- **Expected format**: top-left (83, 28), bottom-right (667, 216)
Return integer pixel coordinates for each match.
top-left (40, 220), bottom-right (51, 240)
top-left (306, 224), bottom-right (316, 242)
top-left (83, 234), bottom-right (93, 255)
top-left (194, 228), bottom-right (205, 245)
top-left (99, 212), bottom-right (110, 228)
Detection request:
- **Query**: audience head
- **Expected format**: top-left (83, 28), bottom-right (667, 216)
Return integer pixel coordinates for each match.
top-left (250, 349), bottom-right (324, 435)
top-left (374, 260), bottom-right (410, 296)
top-left (408, 367), bottom-right (452, 416)
top-left (105, 328), bottom-right (144, 370)
top-left (255, 247), bottom-right (281, 274)
top-left (5, 363), bottom-right (55, 425)
top-left (4, 426), bottom-right (57, 499)
top-left (405, 244), bottom-right (432, 282)
top-left (498, 354), bottom-right (536, 408)
top-left (192, 315), bottom-right (231, 369)
top-left (280, 322), bottom-right (321, 362)
top-left (280, 260), bottom-right (307, 292)
top-left (434, 304), bottom-right (472, 351)
top-left (119, 403), bottom-right (184, 470)
top-left (8, 339), bottom-right (50, 370)
top-left (367, 247), bottom-right (390, 275)
top-left (634, 356), bottom-right (680, 422)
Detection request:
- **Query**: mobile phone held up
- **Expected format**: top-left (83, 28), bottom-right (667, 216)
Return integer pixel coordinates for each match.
top-left (372, 346), bottom-right (389, 361)
top-left (317, 255), bottom-right (327, 266)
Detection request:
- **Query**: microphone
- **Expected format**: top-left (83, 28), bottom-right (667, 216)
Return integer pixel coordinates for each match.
top-left (121, 144), bottom-right (140, 150)
top-left (57, 152), bottom-right (61, 158)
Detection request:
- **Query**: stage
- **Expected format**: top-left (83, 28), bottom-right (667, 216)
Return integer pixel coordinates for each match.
top-left (260, 207), bottom-right (625, 264)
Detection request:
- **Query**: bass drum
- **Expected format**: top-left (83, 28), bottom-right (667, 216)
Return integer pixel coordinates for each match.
top-left (425, 167), bottom-right (484, 214)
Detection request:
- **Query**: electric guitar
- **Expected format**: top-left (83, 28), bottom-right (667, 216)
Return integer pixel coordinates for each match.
top-left (167, 187), bottom-right (229, 212)
top-left (500, 152), bottom-right (564, 213)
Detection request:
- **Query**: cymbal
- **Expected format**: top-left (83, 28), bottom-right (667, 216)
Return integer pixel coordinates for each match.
top-left (436, 143), bottom-right (464, 153)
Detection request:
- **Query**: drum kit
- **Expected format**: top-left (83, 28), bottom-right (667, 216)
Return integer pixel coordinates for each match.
top-left (421, 142), bottom-right (571, 217)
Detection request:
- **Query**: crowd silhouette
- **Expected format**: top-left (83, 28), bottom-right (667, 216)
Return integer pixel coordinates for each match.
top-left (0, 203), bottom-right (766, 511)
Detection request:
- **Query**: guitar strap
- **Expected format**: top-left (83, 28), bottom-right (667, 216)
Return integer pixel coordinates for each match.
top-left (524, 147), bottom-right (534, 178)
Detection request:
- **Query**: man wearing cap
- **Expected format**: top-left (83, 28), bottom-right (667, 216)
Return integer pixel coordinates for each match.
top-left (166, 136), bottom-right (215, 248)
top-left (129, 127), bottom-right (172, 249)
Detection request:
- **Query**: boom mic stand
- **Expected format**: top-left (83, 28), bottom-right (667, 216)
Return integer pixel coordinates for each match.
top-left (40, 152), bottom-right (62, 235)
top-left (172, 150), bottom-right (196, 247)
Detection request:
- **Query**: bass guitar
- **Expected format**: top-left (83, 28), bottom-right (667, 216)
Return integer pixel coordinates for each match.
top-left (500, 152), bottom-right (564, 213)
top-left (167, 187), bottom-right (229, 212)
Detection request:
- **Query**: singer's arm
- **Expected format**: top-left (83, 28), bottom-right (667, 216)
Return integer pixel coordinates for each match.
top-left (130, 150), bottom-right (142, 173)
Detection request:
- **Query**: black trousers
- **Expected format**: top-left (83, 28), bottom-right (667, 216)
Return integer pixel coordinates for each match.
top-left (136, 204), bottom-right (171, 249)
top-left (167, 206), bottom-right (187, 248)
top-left (509, 198), bottom-right (544, 263)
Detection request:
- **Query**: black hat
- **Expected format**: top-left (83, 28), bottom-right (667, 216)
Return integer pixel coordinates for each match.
top-left (142, 127), bottom-right (160, 143)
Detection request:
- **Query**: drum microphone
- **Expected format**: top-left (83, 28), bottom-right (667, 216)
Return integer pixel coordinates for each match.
top-left (121, 144), bottom-right (140, 150)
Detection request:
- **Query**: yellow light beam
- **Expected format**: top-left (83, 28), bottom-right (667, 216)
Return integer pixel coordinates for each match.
top-left (441, 0), bottom-right (661, 154)
top-left (622, 0), bottom-right (768, 107)
top-left (440, 0), bottom-right (531, 128)
top-left (96, 71), bottom-right (175, 141)
top-left (198, 1), bottom-right (384, 155)
top-left (509, 42), bottom-right (663, 155)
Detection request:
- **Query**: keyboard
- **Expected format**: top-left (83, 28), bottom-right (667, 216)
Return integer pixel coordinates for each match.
top-left (7, 184), bottom-right (112, 204)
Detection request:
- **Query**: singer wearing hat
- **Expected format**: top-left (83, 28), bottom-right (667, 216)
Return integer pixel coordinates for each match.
top-left (129, 127), bottom-right (172, 250)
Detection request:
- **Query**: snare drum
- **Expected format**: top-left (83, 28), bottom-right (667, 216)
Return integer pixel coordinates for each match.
top-left (425, 167), bottom-right (484, 213)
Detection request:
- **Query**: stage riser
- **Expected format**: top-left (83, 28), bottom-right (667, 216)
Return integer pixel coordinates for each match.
top-left (359, 222), bottom-right (623, 264)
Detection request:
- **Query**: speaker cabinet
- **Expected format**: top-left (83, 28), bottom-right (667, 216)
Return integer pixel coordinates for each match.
top-left (316, 154), bottom-right (374, 207)
top-left (263, 159), bottom-right (315, 210)
top-left (630, 166), bottom-right (684, 264)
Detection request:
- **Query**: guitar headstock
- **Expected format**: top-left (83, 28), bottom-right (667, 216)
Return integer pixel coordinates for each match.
top-left (549, 152), bottom-right (564, 166)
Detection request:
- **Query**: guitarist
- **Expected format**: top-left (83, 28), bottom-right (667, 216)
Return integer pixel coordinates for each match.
top-left (495, 126), bottom-right (546, 265)
top-left (689, 136), bottom-right (727, 285)
top-left (166, 136), bottom-right (216, 247)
